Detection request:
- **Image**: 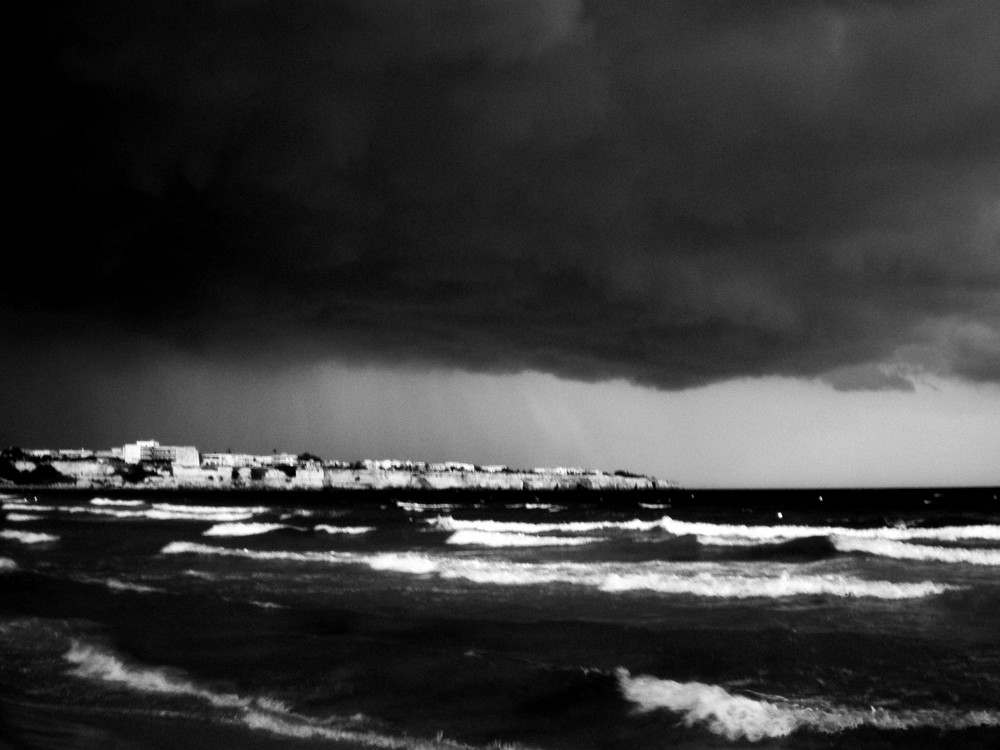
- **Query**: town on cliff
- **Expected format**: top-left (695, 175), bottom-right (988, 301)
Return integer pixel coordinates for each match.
top-left (1, 440), bottom-right (676, 491)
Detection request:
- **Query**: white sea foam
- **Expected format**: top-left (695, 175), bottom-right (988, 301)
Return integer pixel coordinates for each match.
top-left (315, 525), bottom-right (374, 535)
top-left (0, 557), bottom-right (18, 573)
top-left (446, 530), bottom-right (599, 547)
top-left (430, 514), bottom-right (1000, 544)
top-left (75, 576), bottom-right (162, 593)
top-left (397, 502), bottom-right (460, 512)
top-left (203, 522), bottom-right (291, 537)
top-left (151, 503), bottom-right (268, 515)
top-left (5, 513), bottom-right (44, 522)
top-left (428, 516), bottom-right (622, 533)
top-left (162, 541), bottom-right (343, 563)
top-left (65, 640), bottom-right (247, 707)
top-left (833, 537), bottom-right (1000, 565)
top-left (1, 529), bottom-right (59, 545)
top-left (596, 571), bottom-right (949, 599)
top-left (161, 543), bottom-right (951, 599)
top-left (3, 502), bottom-right (254, 522)
top-left (617, 669), bottom-right (1000, 740)
top-left (65, 639), bottom-right (496, 749)
top-left (249, 600), bottom-right (287, 610)
top-left (367, 553), bottom-right (440, 575)
top-left (183, 569), bottom-right (217, 580)
top-left (659, 517), bottom-right (1000, 543)
top-left (2, 503), bottom-right (68, 512)
top-left (90, 497), bottom-right (146, 506)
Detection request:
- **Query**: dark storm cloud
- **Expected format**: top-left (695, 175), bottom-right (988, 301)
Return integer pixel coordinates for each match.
top-left (12, 0), bottom-right (1000, 389)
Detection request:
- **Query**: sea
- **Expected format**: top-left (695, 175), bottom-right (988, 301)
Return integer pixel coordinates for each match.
top-left (1, 487), bottom-right (998, 749)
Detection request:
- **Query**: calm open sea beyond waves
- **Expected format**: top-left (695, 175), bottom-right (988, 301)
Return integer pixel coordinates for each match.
top-left (2, 488), bottom-right (998, 749)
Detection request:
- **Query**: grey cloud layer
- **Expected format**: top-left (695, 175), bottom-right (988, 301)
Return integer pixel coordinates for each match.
top-left (15, 0), bottom-right (1000, 388)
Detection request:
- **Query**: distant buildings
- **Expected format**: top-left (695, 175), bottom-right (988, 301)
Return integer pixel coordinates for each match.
top-left (122, 440), bottom-right (199, 467)
top-left (3, 439), bottom-right (676, 490)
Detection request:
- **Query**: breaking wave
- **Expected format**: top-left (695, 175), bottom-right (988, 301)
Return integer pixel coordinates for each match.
top-left (315, 525), bottom-right (374, 535)
top-left (653, 517), bottom-right (1000, 543)
top-left (617, 669), bottom-right (1000, 741)
top-left (75, 576), bottom-right (163, 594)
top-left (445, 530), bottom-right (599, 547)
top-left (430, 515), bottom-right (1000, 541)
top-left (397, 501), bottom-right (461, 512)
top-left (151, 503), bottom-right (268, 515)
top-left (0, 557), bottom-right (17, 573)
top-left (5, 513), bottom-right (44, 522)
top-left (160, 542), bottom-right (951, 599)
top-left (833, 537), bottom-right (1000, 565)
top-left (65, 639), bottom-right (247, 707)
top-left (3, 502), bottom-right (255, 522)
top-left (0, 529), bottom-right (59, 545)
top-left (203, 522), bottom-right (291, 537)
top-left (90, 497), bottom-right (146, 506)
top-left (65, 639), bottom-right (518, 749)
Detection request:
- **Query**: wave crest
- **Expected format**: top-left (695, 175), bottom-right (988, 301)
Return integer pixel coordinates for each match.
top-left (833, 537), bottom-right (1000, 565)
top-left (446, 530), bottom-right (598, 547)
top-left (0, 529), bottom-right (59, 545)
top-left (159, 542), bottom-right (952, 599)
top-left (315, 525), bottom-right (374, 535)
top-left (203, 522), bottom-right (291, 537)
top-left (65, 640), bottom-right (246, 707)
top-left (617, 669), bottom-right (1000, 740)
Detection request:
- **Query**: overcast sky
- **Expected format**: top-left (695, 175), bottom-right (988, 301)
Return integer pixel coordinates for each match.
top-left (5, 1), bottom-right (999, 486)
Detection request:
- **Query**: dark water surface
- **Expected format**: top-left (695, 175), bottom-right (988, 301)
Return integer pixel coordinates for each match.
top-left (2, 488), bottom-right (998, 749)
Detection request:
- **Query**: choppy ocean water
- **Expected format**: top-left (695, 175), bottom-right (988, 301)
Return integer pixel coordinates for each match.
top-left (2, 488), bottom-right (998, 749)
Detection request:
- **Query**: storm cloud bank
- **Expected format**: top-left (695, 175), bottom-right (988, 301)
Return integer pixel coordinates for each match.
top-left (14, 0), bottom-right (1000, 390)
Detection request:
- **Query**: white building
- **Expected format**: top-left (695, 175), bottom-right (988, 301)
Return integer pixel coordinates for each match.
top-left (123, 440), bottom-right (199, 467)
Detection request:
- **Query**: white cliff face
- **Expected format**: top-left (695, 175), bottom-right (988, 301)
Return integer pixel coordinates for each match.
top-left (10, 451), bottom-right (674, 491)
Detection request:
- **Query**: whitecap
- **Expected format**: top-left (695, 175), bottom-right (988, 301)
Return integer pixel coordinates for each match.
top-left (315, 525), bottom-right (374, 535)
top-left (660, 517), bottom-right (1000, 543)
top-left (5, 513), bottom-right (44, 522)
top-left (367, 553), bottom-right (440, 575)
top-left (0, 557), bottom-right (18, 573)
top-left (397, 501), bottom-right (460, 512)
top-left (446, 530), bottom-right (599, 547)
top-left (0, 529), bottom-right (59, 545)
top-left (90, 497), bottom-right (146, 506)
top-left (65, 640), bottom-right (247, 707)
top-left (833, 537), bottom-right (1000, 565)
top-left (151, 503), bottom-right (268, 515)
top-left (617, 669), bottom-right (1000, 740)
top-left (158, 543), bottom-right (952, 600)
top-left (75, 576), bottom-right (162, 594)
top-left (65, 639), bottom-right (501, 749)
top-left (428, 515), bottom-right (1000, 543)
top-left (203, 522), bottom-right (291, 537)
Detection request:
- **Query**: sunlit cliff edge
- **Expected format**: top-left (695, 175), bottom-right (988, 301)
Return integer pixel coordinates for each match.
top-left (1, 441), bottom-right (677, 491)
